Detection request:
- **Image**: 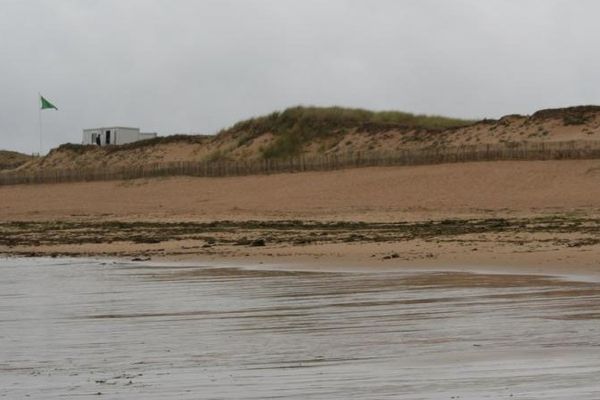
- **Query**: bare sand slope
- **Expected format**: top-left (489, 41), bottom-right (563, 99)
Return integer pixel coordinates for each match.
top-left (2, 159), bottom-right (600, 222)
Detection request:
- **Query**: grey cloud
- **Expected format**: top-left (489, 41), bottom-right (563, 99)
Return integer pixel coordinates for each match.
top-left (1, 0), bottom-right (600, 153)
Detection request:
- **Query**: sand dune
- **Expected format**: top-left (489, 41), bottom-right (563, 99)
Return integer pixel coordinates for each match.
top-left (14, 105), bottom-right (600, 173)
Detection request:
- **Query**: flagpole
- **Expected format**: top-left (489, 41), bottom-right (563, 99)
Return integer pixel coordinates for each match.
top-left (38, 93), bottom-right (42, 156)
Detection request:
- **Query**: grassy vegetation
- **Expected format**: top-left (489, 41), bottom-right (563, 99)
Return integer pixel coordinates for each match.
top-left (224, 106), bottom-right (476, 158)
top-left (52, 143), bottom-right (98, 154)
top-left (0, 150), bottom-right (33, 170)
top-left (54, 134), bottom-right (210, 155)
top-left (563, 113), bottom-right (591, 126)
top-left (44, 106), bottom-right (475, 160)
top-left (35, 105), bottom-right (600, 162)
top-left (532, 105), bottom-right (600, 126)
top-left (105, 134), bottom-right (210, 152)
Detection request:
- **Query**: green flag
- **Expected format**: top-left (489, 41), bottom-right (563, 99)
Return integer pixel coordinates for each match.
top-left (40, 95), bottom-right (58, 110)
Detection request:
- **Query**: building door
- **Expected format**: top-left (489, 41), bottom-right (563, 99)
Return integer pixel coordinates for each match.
top-left (105, 130), bottom-right (111, 145)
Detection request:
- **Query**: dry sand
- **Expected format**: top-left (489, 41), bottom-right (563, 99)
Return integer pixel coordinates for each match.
top-left (2, 159), bottom-right (600, 222)
top-left (2, 159), bottom-right (600, 275)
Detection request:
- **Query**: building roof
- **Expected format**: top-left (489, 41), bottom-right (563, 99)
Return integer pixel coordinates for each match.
top-left (83, 127), bottom-right (140, 131)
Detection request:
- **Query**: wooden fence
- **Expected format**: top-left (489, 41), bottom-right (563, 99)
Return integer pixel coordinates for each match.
top-left (2, 140), bottom-right (600, 186)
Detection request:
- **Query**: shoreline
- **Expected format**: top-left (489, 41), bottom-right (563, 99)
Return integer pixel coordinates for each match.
top-left (3, 251), bottom-right (600, 284)
top-left (1, 215), bottom-right (599, 277)
top-left (3, 225), bottom-right (600, 278)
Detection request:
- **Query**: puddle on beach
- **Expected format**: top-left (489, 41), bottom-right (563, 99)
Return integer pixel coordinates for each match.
top-left (1, 258), bottom-right (600, 399)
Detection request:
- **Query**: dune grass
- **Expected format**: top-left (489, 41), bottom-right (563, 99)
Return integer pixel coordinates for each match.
top-left (48, 106), bottom-right (476, 160)
top-left (225, 106), bottom-right (476, 158)
top-left (54, 134), bottom-right (211, 155)
top-left (0, 150), bottom-right (33, 170)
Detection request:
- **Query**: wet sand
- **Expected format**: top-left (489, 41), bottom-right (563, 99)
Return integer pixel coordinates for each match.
top-left (1, 258), bottom-right (600, 399)
top-left (2, 217), bottom-right (600, 276)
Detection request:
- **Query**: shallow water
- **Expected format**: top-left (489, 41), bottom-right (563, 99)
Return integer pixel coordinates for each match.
top-left (1, 258), bottom-right (600, 399)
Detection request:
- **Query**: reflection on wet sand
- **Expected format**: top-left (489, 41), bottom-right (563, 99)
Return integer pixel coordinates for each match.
top-left (1, 258), bottom-right (600, 399)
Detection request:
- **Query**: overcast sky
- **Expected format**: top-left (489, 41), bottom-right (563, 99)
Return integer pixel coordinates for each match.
top-left (1, 0), bottom-right (600, 154)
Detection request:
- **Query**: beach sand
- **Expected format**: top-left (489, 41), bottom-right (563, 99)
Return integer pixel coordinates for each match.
top-left (1, 160), bottom-right (600, 276)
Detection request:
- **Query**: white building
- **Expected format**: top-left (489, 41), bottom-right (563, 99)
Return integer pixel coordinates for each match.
top-left (82, 127), bottom-right (157, 146)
